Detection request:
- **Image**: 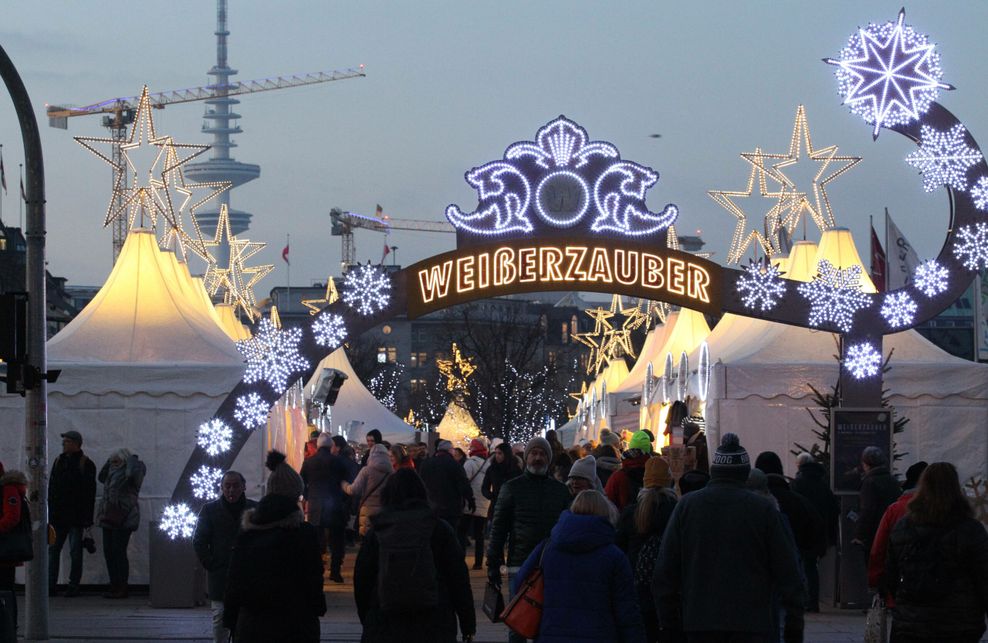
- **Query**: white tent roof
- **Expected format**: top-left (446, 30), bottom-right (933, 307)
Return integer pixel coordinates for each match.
top-left (615, 313), bottom-right (678, 394)
top-left (306, 348), bottom-right (416, 444)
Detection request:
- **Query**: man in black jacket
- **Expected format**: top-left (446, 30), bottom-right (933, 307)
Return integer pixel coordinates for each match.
top-left (193, 471), bottom-right (258, 643)
top-left (791, 451), bottom-right (840, 612)
top-left (300, 434), bottom-right (354, 583)
top-left (486, 436), bottom-right (571, 643)
top-left (853, 446), bottom-right (901, 562)
top-left (48, 430), bottom-right (97, 597)
top-left (419, 440), bottom-right (475, 540)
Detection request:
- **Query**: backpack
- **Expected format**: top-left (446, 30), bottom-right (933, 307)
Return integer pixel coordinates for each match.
top-left (634, 533), bottom-right (661, 588)
top-left (896, 527), bottom-right (952, 603)
top-left (376, 513), bottom-right (440, 612)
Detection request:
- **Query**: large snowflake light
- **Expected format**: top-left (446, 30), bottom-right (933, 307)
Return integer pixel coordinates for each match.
top-left (953, 222), bottom-right (988, 271)
top-left (312, 312), bottom-right (348, 349)
top-left (238, 318), bottom-right (310, 393)
top-left (342, 264), bottom-right (392, 316)
top-left (825, 9), bottom-right (951, 138)
top-left (159, 503), bottom-right (198, 540)
top-left (905, 124), bottom-right (982, 192)
top-left (880, 291), bottom-right (918, 328)
top-left (197, 418), bottom-right (233, 457)
top-left (190, 465), bottom-right (224, 500)
top-left (844, 342), bottom-right (883, 380)
top-left (971, 176), bottom-right (988, 210)
top-left (736, 259), bottom-right (787, 311)
top-left (913, 259), bottom-right (949, 297)
top-left (797, 260), bottom-right (873, 332)
top-left (233, 392), bottom-right (269, 430)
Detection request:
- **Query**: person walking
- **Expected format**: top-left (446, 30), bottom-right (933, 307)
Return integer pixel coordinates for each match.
top-left (654, 433), bottom-right (805, 643)
top-left (604, 431), bottom-right (653, 511)
top-left (462, 438), bottom-right (492, 569)
top-left (883, 462), bottom-right (988, 643)
top-left (592, 444), bottom-right (621, 487)
top-left (343, 443), bottom-right (392, 537)
top-left (361, 429), bottom-right (384, 467)
top-left (193, 471), bottom-right (258, 643)
top-left (487, 436), bottom-right (571, 643)
top-left (869, 462), bottom-right (928, 604)
top-left (47, 430), bottom-right (97, 597)
top-left (512, 490), bottom-right (645, 643)
top-left (96, 449), bottom-right (146, 599)
top-left (0, 461), bottom-right (30, 638)
top-left (566, 455), bottom-right (603, 496)
top-left (791, 452), bottom-right (840, 612)
top-left (353, 468), bottom-right (476, 643)
top-left (482, 442), bottom-right (521, 520)
top-left (419, 440), bottom-right (475, 537)
top-left (853, 446), bottom-right (901, 562)
top-left (223, 454), bottom-right (325, 643)
top-left (301, 434), bottom-right (354, 583)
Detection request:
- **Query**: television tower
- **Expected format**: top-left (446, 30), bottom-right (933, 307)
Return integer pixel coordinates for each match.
top-left (185, 0), bottom-right (260, 263)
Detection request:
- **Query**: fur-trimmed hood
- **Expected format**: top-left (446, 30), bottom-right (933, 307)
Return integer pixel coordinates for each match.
top-left (241, 507), bottom-right (303, 531)
top-left (240, 493), bottom-right (303, 531)
top-left (0, 470), bottom-right (27, 487)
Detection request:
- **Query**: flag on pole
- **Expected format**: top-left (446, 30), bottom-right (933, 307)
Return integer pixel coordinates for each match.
top-left (19, 176), bottom-right (25, 203)
top-left (281, 243), bottom-right (290, 265)
top-left (886, 209), bottom-right (919, 289)
top-left (0, 150), bottom-right (7, 195)
top-left (870, 222), bottom-right (887, 292)
top-left (380, 242), bottom-right (391, 265)
top-left (375, 204), bottom-right (384, 217)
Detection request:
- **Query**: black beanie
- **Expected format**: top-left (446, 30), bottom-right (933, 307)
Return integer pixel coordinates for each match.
top-left (754, 451), bottom-right (784, 476)
top-left (904, 461), bottom-right (928, 491)
top-left (710, 433), bottom-right (750, 481)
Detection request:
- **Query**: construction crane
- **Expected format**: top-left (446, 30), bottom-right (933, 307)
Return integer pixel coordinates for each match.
top-left (330, 207), bottom-right (454, 269)
top-left (47, 66), bottom-right (366, 260)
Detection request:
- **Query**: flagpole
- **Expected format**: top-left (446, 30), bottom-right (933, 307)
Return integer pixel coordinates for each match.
top-left (18, 162), bottom-right (22, 229)
top-left (286, 233), bottom-right (291, 312)
top-left (0, 144), bottom-right (4, 228)
top-left (883, 207), bottom-right (890, 291)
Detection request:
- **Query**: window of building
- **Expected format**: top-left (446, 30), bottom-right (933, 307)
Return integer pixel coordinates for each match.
top-left (410, 351), bottom-right (428, 367)
top-left (377, 348), bottom-right (387, 364)
top-left (571, 314), bottom-right (579, 337)
top-left (561, 322), bottom-right (568, 344)
top-left (410, 379), bottom-right (426, 393)
top-left (387, 347), bottom-right (397, 363)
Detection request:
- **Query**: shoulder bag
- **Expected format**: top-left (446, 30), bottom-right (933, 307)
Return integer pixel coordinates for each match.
top-left (500, 539), bottom-right (548, 639)
top-left (482, 580), bottom-right (505, 623)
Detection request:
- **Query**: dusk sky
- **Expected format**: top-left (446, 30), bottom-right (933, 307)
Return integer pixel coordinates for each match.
top-left (1, 1), bottom-right (986, 292)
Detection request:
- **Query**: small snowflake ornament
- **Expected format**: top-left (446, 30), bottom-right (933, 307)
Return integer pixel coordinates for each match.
top-left (736, 259), bottom-right (787, 312)
top-left (797, 260), bottom-right (873, 332)
top-left (197, 418), bottom-right (233, 457)
top-left (234, 392), bottom-right (269, 430)
top-left (312, 312), bottom-right (347, 349)
top-left (905, 124), bottom-right (982, 192)
top-left (845, 342), bottom-right (883, 379)
top-left (159, 503), bottom-right (198, 539)
top-left (913, 259), bottom-right (950, 297)
top-left (953, 223), bottom-right (988, 271)
top-left (237, 318), bottom-right (310, 393)
top-left (971, 176), bottom-right (988, 211)
top-left (880, 291), bottom-right (918, 328)
top-left (190, 465), bottom-right (224, 500)
top-left (342, 264), bottom-right (392, 316)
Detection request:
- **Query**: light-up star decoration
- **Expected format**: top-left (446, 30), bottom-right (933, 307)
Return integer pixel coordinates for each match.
top-left (573, 295), bottom-right (647, 375)
top-left (302, 277), bottom-right (340, 315)
top-left (237, 317), bottom-right (310, 394)
top-left (905, 124), bottom-right (983, 193)
top-left (436, 343), bottom-right (476, 394)
top-left (797, 260), bottom-right (873, 332)
top-left (204, 205), bottom-right (273, 321)
top-left (446, 116), bottom-right (678, 237)
top-left (825, 9), bottom-right (953, 139)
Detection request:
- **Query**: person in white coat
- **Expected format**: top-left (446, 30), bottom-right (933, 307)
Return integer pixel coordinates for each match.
top-left (341, 444), bottom-right (392, 536)
top-left (461, 438), bottom-right (492, 569)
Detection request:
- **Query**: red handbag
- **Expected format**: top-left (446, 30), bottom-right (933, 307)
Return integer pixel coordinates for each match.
top-left (500, 540), bottom-right (549, 639)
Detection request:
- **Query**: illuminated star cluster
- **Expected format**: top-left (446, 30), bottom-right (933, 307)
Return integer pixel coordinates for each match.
top-left (880, 291), bottom-right (918, 328)
top-left (197, 419), bottom-right (233, 457)
top-left (342, 264), bottom-right (392, 316)
top-left (190, 465), bottom-right (224, 500)
top-left (238, 318), bottom-right (310, 393)
top-left (159, 503), bottom-right (198, 540)
top-left (797, 260), bottom-right (873, 332)
top-left (905, 124), bottom-right (982, 193)
top-left (845, 342), bottom-right (883, 379)
top-left (312, 312), bottom-right (348, 349)
top-left (826, 9), bottom-right (951, 138)
top-left (971, 176), bottom-right (988, 210)
top-left (914, 259), bottom-right (950, 297)
top-left (573, 295), bottom-right (647, 374)
top-left (953, 223), bottom-right (988, 271)
top-left (436, 343), bottom-right (477, 394)
top-left (233, 392), bottom-right (269, 430)
top-left (736, 259), bottom-right (787, 312)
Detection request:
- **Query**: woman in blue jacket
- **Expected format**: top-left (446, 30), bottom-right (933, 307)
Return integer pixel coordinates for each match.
top-left (513, 489), bottom-right (645, 643)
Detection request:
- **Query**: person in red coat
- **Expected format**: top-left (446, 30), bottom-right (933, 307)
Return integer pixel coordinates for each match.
top-left (604, 431), bottom-right (653, 511)
top-left (868, 461), bottom-right (927, 606)
top-left (0, 460), bottom-right (29, 635)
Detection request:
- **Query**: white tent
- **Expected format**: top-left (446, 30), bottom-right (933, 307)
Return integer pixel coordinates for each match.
top-left (0, 230), bottom-right (254, 584)
top-left (303, 348), bottom-right (417, 445)
top-left (693, 318), bottom-right (988, 481)
top-left (614, 313), bottom-right (678, 394)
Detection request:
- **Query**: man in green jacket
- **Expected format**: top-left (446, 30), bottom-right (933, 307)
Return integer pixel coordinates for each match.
top-left (487, 436), bottom-right (570, 643)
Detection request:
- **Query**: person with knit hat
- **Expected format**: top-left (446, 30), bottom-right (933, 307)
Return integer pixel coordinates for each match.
top-left (615, 456), bottom-right (677, 643)
top-left (224, 463), bottom-right (325, 642)
top-left (419, 438), bottom-right (475, 541)
top-left (342, 443), bottom-right (392, 536)
top-left (654, 433), bottom-right (805, 641)
top-left (487, 436), bottom-right (570, 643)
top-left (592, 444), bottom-right (621, 487)
top-left (600, 429), bottom-right (623, 453)
top-left (567, 454), bottom-right (603, 496)
top-left (603, 431), bottom-right (652, 511)
top-left (461, 438), bottom-right (492, 569)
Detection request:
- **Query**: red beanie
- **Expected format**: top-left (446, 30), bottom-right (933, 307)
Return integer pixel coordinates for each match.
top-left (469, 439), bottom-right (488, 458)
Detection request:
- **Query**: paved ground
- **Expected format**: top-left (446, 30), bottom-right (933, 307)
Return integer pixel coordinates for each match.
top-left (13, 551), bottom-right (881, 643)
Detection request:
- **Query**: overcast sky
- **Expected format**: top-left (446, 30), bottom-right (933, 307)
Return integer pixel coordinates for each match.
top-left (1, 1), bottom-right (985, 291)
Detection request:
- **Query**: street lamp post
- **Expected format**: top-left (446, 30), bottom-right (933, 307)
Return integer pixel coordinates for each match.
top-left (0, 44), bottom-right (49, 640)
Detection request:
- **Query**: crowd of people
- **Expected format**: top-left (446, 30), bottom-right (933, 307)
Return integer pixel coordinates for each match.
top-left (2, 425), bottom-right (987, 643)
